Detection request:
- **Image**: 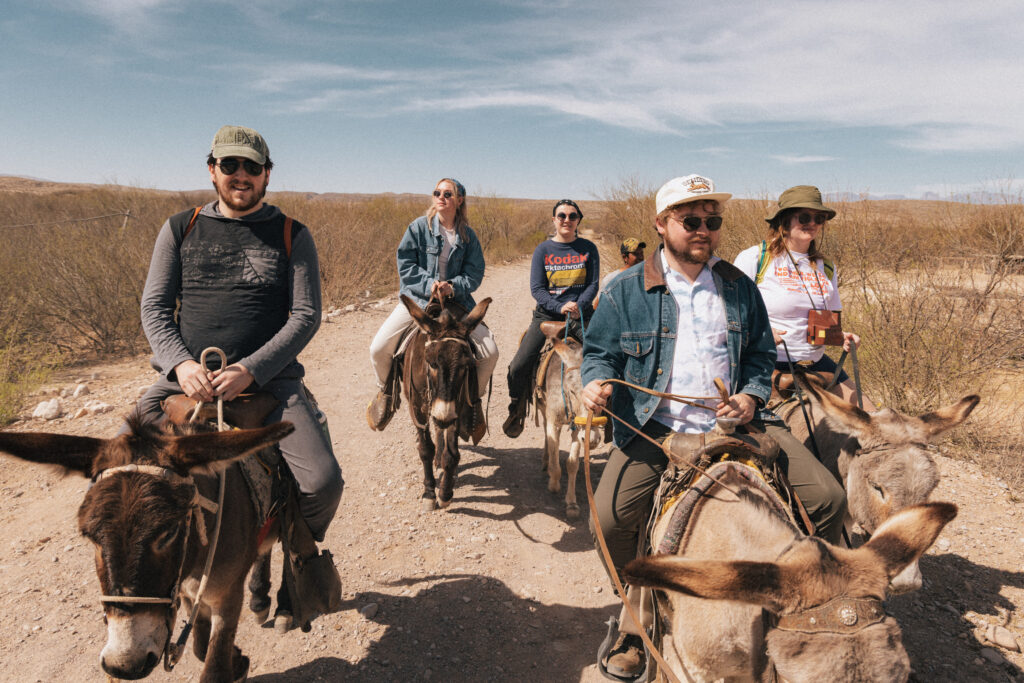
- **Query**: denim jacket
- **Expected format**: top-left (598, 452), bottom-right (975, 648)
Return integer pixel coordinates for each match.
top-left (581, 244), bottom-right (778, 448)
top-left (397, 215), bottom-right (485, 310)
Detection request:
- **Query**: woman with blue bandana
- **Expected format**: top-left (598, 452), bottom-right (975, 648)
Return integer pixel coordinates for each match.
top-left (367, 178), bottom-right (498, 442)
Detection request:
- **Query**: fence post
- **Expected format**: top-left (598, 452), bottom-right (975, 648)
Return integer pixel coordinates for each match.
top-left (120, 210), bottom-right (132, 233)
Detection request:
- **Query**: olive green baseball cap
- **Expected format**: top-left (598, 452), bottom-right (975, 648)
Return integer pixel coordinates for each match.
top-left (766, 185), bottom-right (836, 224)
top-left (210, 125), bottom-right (269, 164)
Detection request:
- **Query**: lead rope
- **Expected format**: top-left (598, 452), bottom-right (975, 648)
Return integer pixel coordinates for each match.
top-left (560, 315), bottom-right (588, 430)
top-left (579, 407), bottom-right (686, 683)
top-left (165, 347), bottom-right (229, 670)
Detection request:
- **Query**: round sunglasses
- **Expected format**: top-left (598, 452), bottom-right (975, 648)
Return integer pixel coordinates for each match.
top-left (215, 158), bottom-right (265, 176)
top-left (555, 212), bottom-right (580, 221)
top-left (794, 211), bottom-right (829, 225)
top-left (433, 189), bottom-right (455, 199)
top-left (672, 215), bottom-right (723, 232)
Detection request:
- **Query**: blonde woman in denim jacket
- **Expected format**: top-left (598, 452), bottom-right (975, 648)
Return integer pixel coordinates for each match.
top-left (367, 178), bottom-right (498, 438)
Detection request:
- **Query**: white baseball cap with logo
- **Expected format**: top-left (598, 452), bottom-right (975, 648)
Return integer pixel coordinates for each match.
top-left (655, 174), bottom-right (732, 214)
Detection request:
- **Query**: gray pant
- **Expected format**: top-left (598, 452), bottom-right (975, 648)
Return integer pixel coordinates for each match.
top-left (591, 419), bottom-right (846, 579)
top-left (134, 376), bottom-right (343, 542)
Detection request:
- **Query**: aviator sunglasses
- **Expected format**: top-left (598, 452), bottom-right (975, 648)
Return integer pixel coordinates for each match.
top-left (216, 158), bottom-right (265, 176)
top-left (556, 212), bottom-right (580, 221)
top-left (674, 215), bottom-right (723, 232)
top-left (795, 211), bottom-right (828, 225)
top-left (433, 189), bottom-right (455, 199)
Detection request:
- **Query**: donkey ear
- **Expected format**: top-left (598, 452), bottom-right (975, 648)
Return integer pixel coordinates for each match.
top-left (915, 395), bottom-right (979, 440)
top-left (401, 294), bottom-right (439, 335)
top-left (461, 297), bottom-right (492, 333)
top-left (862, 502), bottom-right (957, 579)
top-left (0, 431), bottom-right (104, 477)
top-left (624, 556), bottom-right (787, 612)
top-left (797, 375), bottom-right (873, 438)
top-left (167, 422), bottom-right (295, 475)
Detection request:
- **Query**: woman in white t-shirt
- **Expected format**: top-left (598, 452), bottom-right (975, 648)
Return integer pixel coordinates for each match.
top-left (734, 185), bottom-right (875, 409)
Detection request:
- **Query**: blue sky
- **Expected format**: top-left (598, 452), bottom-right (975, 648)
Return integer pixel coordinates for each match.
top-left (3, 1), bottom-right (1023, 200)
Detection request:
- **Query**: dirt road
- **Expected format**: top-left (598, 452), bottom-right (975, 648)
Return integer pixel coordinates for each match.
top-left (1, 259), bottom-right (1022, 682)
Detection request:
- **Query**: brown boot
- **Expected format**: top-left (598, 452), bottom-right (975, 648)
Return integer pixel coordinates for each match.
top-left (366, 390), bottom-right (396, 431)
top-left (601, 632), bottom-right (645, 680)
top-left (501, 399), bottom-right (526, 438)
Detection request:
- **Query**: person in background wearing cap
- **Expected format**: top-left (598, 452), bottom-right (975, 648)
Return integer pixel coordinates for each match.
top-left (593, 237), bottom-right (646, 308)
top-left (367, 177), bottom-right (498, 443)
top-left (733, 185), bottom-right (876, 409)
top-left (135, 126), bottom-right (343, 564)
top-left (580, 175), bottom-right (846, 681)
top-left (502, 199), bottom-right (600, 438)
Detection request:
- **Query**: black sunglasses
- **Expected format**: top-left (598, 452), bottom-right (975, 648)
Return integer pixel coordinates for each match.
top-left (675, 215), bottom-right (723, 232)
top-left (795, 211), bottom-right (828, 225)
top-left (556, 212), bottom-right (580, 221)
top-left (216, 158), bottom-right (264, 176)
top-left (433, 190), bottom-right (455, 199)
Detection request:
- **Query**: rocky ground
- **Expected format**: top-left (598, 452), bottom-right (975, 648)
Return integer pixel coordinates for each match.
top-left (0, 259), bottom-right (1022, 682)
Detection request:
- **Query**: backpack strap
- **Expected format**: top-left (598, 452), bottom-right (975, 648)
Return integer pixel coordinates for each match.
top-left (755, 240), bottom-right (771, 285)
top-left (822, 258), bottom-right (834, 281)
top-left (284, 216), bottom-right (293, 260)
top-left (182, 206), bottom-right (203, 240)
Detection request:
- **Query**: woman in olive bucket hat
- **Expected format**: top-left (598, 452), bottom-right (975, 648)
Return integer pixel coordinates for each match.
top-left (733, 185), bottom-right (876, 409)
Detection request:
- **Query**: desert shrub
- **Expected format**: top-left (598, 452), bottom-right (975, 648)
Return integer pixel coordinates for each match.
top-left (595, 180), bottom-right (1024, 481)
top-left (0, 185), bottom-right (554, 422)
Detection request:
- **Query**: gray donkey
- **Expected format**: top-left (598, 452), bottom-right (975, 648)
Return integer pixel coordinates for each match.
top-left (783, 376), bottom-right (978, 592)
top-left (533, 322), bottom-right (603, 519)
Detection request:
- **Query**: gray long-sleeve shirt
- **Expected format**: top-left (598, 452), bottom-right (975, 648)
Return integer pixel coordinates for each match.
top-left (140, 201), bottom-right (322, 387)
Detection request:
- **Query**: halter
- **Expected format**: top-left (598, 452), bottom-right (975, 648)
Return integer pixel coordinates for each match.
top-left (94, 462), bottom-right (223, 671)
top-left (95, 347), bottom-right (230, 672)
top-left (418, 335), bottom-right (476, 430)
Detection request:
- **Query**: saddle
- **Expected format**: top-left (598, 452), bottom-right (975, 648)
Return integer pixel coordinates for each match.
top-left (653, 423), bottom-right (813, 556)
top-left (161, 391), bottom-right (342, 627)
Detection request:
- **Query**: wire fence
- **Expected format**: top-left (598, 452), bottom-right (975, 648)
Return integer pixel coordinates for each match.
top-left (0, 211), bottom-right (132, 229)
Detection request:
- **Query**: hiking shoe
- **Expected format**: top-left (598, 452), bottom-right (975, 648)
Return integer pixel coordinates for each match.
top-left (602, 632), bottom-right (645, 679)
top-left (366, 390), bottom-right (396, 431)
top-left (501, 400), bottom-right (525, 438)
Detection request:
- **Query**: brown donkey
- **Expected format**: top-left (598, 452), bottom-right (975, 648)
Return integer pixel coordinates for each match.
top-left (401, 294), bottom-right (491, 511)
top-left (0, 417), bottom-right (293, 682)
top-left (785, 377), bottom-right (978, 592)
top-left (624, 472), bottom-right (957, 682)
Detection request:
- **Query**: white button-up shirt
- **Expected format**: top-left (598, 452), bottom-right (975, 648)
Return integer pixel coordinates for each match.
top-left (652, 251), bottom-right (732, 434)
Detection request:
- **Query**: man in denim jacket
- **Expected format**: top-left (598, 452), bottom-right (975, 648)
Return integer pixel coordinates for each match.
top-left (580, 174), bottom-right (846, 681)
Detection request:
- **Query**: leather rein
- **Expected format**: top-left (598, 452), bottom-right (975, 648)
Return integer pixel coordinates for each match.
top-left (96, 347), bottom-right (229, 671)
top-left (579, 378), bottom-right (887, 683)
top-left (412, 291), bottom-right (478, 431)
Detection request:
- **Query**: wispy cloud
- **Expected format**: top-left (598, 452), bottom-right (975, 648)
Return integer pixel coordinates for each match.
top-left (221, 1), bottom-right (1024, 153)
top-left (40, 1), bottom-right (1024, 158)
top-left (772, 155), bottom-right (838, 164)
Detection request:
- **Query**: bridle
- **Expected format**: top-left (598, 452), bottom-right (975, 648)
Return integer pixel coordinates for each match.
top-left (94, 462), bottom-right (223, 671)
top-left (578, 379), bottom-right (894, 683)
top-left (95, 347), bottom-right (230, 672)
top-left (419, 335), bottom-right (476, 429)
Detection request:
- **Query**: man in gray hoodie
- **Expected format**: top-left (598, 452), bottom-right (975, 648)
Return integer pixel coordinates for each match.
top-left (135, 125), bottom-right (342, 544)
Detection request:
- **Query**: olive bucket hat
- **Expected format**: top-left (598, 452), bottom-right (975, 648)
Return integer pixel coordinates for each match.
top-left (766, 185), bottom-right (837, 224)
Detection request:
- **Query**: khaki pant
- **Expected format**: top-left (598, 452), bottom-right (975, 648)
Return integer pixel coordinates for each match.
top-left (590, 419), bottom-right (847, 582)
top-left (369, 303), bottom-right (499, 397)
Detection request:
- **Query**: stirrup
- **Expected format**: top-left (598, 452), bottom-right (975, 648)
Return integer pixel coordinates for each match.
top-left (596, 617), bottom-right (651, 683)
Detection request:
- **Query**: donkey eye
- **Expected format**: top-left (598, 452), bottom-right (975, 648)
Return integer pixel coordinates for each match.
top-left (870, 482), bottom-right (888, 501)
top-left (153, 527), bottom-right (180, 552)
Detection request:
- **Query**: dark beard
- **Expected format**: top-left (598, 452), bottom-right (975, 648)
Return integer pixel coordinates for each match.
top-left (213, 181), bottom-right (267, 213)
